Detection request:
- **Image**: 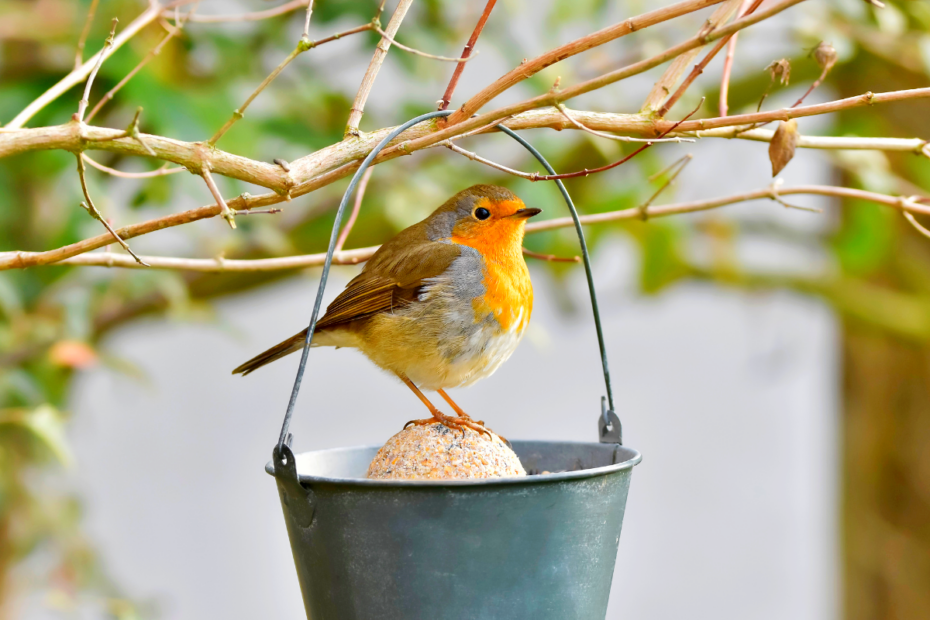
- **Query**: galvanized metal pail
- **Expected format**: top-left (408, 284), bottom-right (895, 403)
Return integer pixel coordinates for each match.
top-left (267, 111), bottom-right (642, 619)
top-left (268, 440), bottom-right (641, 619)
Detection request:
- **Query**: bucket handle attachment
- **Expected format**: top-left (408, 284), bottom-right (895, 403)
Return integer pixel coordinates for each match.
top-left (273, 109), bottom-right (622, 472)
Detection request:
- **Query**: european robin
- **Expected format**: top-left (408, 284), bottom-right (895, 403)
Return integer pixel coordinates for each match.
top-left (232, 184), bottom-right (540, 436)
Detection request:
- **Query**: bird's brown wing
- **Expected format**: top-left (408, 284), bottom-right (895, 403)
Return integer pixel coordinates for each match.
top-left (233, 231), bottom-right (462, 376)
top-left (315, 238), bottom-right (461, 330)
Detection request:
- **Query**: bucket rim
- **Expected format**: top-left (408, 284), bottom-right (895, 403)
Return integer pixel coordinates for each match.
top-left (265, 440), bottom-right (642, 487)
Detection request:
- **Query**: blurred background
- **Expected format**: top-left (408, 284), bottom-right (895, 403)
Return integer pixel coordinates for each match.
top-left (1, 0), bottom-right (929, 618)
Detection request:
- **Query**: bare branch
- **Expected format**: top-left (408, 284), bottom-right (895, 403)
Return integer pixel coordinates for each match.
top-left (641, 0), bottom-right (743, 115)
top-left (75, 154), bottom-right (148, 266)
top-left (637, 154), bottom-right (693, 219)
top-left (6, 3), bottom-right (162, 130)
top-left (447, 100), bottom-right (702, 183)
top-left (439, 0), bottom-right (497, 110)
top-left (557, 104), bottom-right (692, 143)
top-left (671, 88), bottom-right (930, 133)
top-left (165, 0), bottom-right (310, 24)
top-left (82, 154), bottom-right (184, 178)
top-left (335, 167), bottom-right (373, 252)
top-left (345, 0), bottom-right (415, 137)
top-left (904, 210), bottom-right (930, 240)
top-left (448, 0), bottom-right (726, 125)
top-left (401, 0), bottom-right (810, 159)
top-left (302, 0), bottom-right (314, 38)
top-left (201, 169), bottom-right (236, 229)
top-left (657, 0), bottom-right (764, 117)
top-left (719, 0), bottom-right (754, 116)
top-left (4, 88), bottom-right (929, 204)
top-left (74, 0), bottom-right (101, 71)
top-left (86, 10), bottom-right (193, 123)
top-left (209, 20), bottom-right (373, 146)
top-left (522, 248), bottom-right (581, 263)
top-left (371, 25), bottom-right (474, 63)
top-left (35, 185), bottom-right (930, 273)
top-left (75, 18), bottom-right (119, 124)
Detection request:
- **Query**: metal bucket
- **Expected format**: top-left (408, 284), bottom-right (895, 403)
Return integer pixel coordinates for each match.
top-left (269, 440), bottom-right (641, 619)
top-left (266, 112), bottom-right (643, 618)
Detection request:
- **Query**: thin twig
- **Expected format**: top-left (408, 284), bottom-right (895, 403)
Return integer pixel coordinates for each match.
top-left (40, 185), bottom-right (930, 272)
top-left (335, 167), bottom-right (373, 252)
top-left (208, 20), bottom-right (372, 146)
top-left (412, 0), bottom-right (810, 155)
top-left (201, 169), bottom-right (236, 229)
top-left (6, 3), bottom-right (162, 129)
top-left (637, 154), bottom-right (693, 219)
top-left (75, 154), bottom-right (148, 266)
top-left (445, 101), bottom-right (698, 182)
top-left (82, 154), bottom-right (183, 178)
top-left (125, 107), bottom-right (156, 156)
top-left (235, 208), bottom-right (283, 215)
top-left (209, 45), bottom-right (304, 146)
top-left (529, 99), bottom-right (702, 182)
top-left (6, 184), bottom-right (928, 272)
top-left (767, 178), bottom-right (823, 212)
top-left (657, 0), bottom-right (763, 117)
top-left (450, 0), bottom-right (727, 125)
top-left (370, 25), bottom-right (474, 62)
top-left (791, 65), bottom-right (831, 108)
top-left (641, 0), bottom-right (743, 115)
top-left (86, 10), bottom-right (193, 123)
top-left (75, 18), bottom-right (119, 124)
top-left (164, 0), bottom-right (309, 23)
top-left (522, 248), bottom-right (581, 263)
top-left (345, 0), bottom-right (415, 137)
top-left (74, 0), bottom-right (101, 71)
top-left (443, 141), bottom-right (533, 178)
top-left (904, 211), bottom-right (930, 240)
top-left (557, 104), bottom-right (692, 143)
top-left (5, 89), bottom-right (929, 198)
top-left (719, 0), bottom-right (753, 116)
top-left (439, 0), bottom-right (497, 110)
top-left (302, 0), bottom-right (314, 38)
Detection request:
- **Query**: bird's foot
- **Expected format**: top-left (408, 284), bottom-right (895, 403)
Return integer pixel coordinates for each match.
top-left (404, 411), bottom-right (493, 440)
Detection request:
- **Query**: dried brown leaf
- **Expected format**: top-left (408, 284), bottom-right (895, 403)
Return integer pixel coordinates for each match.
top-left (769, 119), bottom-right (800, 176)
top-left (765, 59), bottom-right (791, 85)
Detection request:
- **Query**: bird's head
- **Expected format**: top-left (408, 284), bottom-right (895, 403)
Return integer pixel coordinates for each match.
top-left (425, 185), bottom-right (541, 254)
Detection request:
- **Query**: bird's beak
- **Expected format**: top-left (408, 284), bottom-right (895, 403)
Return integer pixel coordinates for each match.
top-left (510, 208), bottom-right (542, 219)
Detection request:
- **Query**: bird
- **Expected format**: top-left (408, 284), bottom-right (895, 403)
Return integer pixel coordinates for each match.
top-left (232, 184), bottom-right (540, 436)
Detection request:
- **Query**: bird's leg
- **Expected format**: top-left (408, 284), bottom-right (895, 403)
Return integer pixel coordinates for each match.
top-left (436, 389), bottom-right (485, 426)
top-left (398, 375), bottom-right (491, 439)
top-left (437, 389), bottom-right (506, 442)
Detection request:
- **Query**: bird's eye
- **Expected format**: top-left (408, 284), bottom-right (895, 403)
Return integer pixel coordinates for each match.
top-left (474, 207), bottom-right (491, 220)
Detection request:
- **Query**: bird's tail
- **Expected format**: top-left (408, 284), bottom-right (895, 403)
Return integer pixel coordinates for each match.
top-left (232, 329), bottom-right (309, 376)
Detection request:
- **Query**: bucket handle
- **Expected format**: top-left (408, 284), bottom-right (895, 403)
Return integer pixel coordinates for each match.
top-left (274, 110), bottom-right (622, 468)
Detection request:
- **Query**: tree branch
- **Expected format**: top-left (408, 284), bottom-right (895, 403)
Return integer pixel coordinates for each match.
top-left (75, 18), bottom-right (119, 124)
top-left (345, 0), bottom-right (414, 137)
top-left (74, 0), bottom-right (101, 71)
top-left (201, 168), bottom-right (235, 229)
top-left (641, 0), bottom-right (743, 115)
top-left (86, 10), bottom-right (193, 123)
top-left (719, 0), bottom-right (754, 117)
top-left (656, 0), bottom-right (763, 117)
top-left (335, 167), bottom-right (373, 252)
top-left (371, 24), bottom-right (474, 62)
top-left (447, 0), bottom-right (726, 125)
top-left (34, 185), bottom-right (930, 272)
top-left (438, 0), bottom-right (497, 110)
top-left (5, 2), bottom-right (163, 129)
top-left (163, 0), bottom-right (310, 24)
top-left (75, 154), bottom-right (148, 266)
